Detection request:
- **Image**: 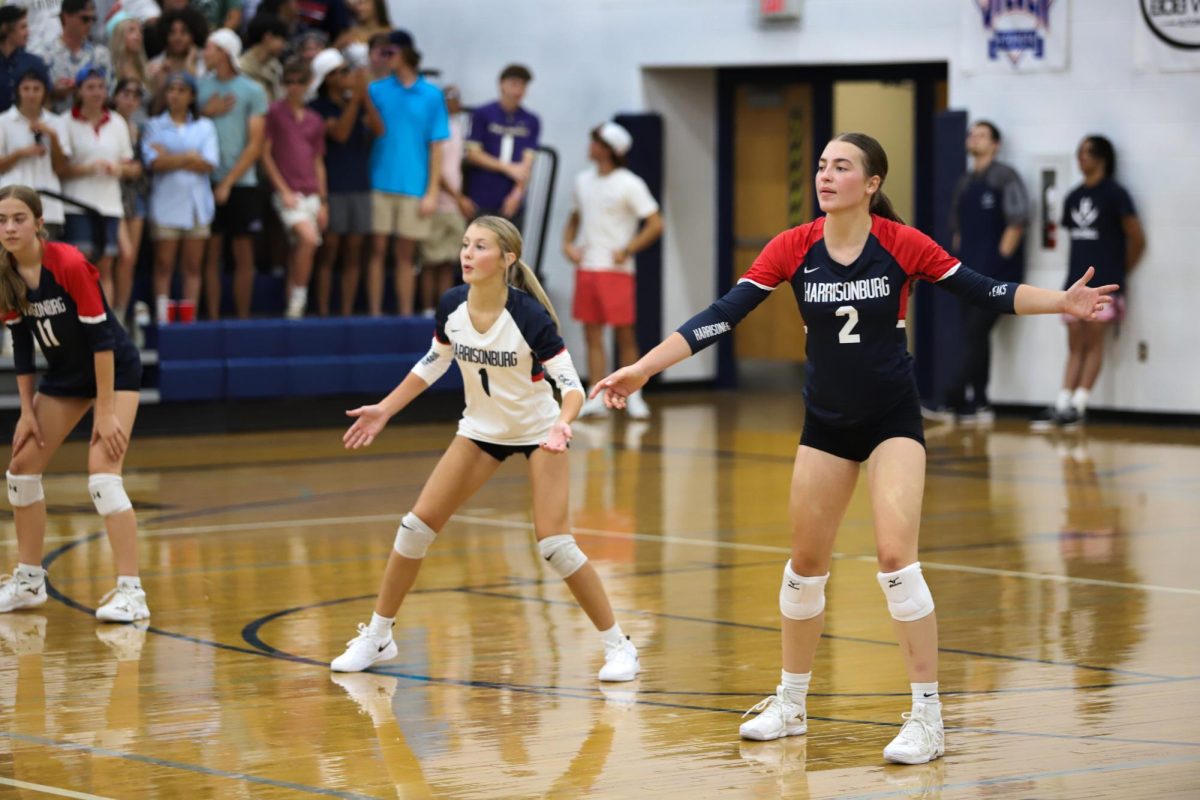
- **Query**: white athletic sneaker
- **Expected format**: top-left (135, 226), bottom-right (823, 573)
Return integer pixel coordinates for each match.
top-left (95, 585), bottom-right (151, 623)
top-left (883, 703), bottom-right (945, 764)
top-left (578, 395), bottom-right (609, 419)
top-left (739, 686), bottom-right (807, 741)
top-left (0, 613), bottom-right (46, 655)
top-left (625, 390), bottom-right (651, 420)
top-left (96, 620), bottom-right (148, 661)
top-left (330, 623), bottom-right (398, 672)
top-left (0, 570), bottom-right (48, 613)
top-left (598, 636), bottom-right (639, 682)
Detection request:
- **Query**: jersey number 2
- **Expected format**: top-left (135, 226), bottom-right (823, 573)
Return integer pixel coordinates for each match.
top-left (835, 306), bottom-right (861, 344)
top-left (36, 319), bottom-right (61, 347)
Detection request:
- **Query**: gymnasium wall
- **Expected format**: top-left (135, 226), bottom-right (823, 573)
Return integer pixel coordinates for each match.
top-left (397, 0), bottom-right (1198, 414)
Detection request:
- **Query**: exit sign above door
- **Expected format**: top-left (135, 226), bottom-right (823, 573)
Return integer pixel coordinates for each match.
top-left (760, 0), bottom-right (801, 22)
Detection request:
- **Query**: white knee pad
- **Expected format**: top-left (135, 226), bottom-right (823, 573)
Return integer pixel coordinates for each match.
top-left (779, 561), bottom-right (829, 620)
top-left (89, 473), bottom-right (132, 517)
top-left (877, 562), bottom-right (935, 622)
top-left (393, 512), bottom-right (437, 559)
top-left (6, 471), bottom-right (44, 508)
top-left (538, 534), bottom-right (588, 579)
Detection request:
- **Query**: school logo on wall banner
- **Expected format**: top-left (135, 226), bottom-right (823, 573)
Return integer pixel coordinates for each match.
top-left (961, 0), bottom-right (1070, 74)
top-left (1134, 0), bottom-right (1200, 71)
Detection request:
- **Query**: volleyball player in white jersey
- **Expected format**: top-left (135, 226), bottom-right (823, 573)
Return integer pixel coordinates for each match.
top-left (330, 216), bottom-right (640, 682)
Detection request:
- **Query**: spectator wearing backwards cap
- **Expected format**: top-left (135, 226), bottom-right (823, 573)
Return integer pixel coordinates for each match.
top-left (562, 121), bottom-right (663, 420)
top-left (464, 63), bottom-right (539, 228)
top-left (34, 0), bottom-right (112, 113)
top-left (363, 28), bottom-right (447, 316)
top-left (60, 65), bottom-right (138, 302)
top-left (197, 27), bottom-right (267, 319)
top-left (0, 5), bottom-right (49, 114)
top-left (308, 45), bottom-right (371, 316)
top-left (0, 66), bottom-right (71, 237)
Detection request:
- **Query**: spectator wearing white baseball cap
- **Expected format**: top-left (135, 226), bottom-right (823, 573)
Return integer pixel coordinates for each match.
top-left (197, 26), bottom-right (267, 319)
top-left (562, 120), bottom-right (663, 419)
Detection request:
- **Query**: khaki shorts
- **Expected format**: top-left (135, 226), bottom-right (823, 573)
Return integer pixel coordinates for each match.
top-left (420, 209), bottom-right (466, 264)
top-left (272, 192), bottom-right (323, 245)
top-left (372, 192), bottom-right (433, 239)
top-left (151, 222), bottom-right (211, 241)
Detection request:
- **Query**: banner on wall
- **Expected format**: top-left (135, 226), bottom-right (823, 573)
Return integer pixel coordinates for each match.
top-left (1134, 0), bottom-right (1200, 72)
top-left (960, 1), bottom-right (1070, 74)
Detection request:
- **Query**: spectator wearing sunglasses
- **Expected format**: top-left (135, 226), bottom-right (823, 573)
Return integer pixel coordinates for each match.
top-left (33, 0), bottom-right (112, 113)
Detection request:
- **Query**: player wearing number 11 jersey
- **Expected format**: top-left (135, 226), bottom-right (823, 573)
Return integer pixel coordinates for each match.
top-left (590, 134), bottom-right (1117, 763)
top-left (0, 185), bottom-right (148, 625)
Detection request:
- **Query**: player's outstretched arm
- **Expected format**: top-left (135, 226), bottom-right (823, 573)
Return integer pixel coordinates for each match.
top-left (1014, 266), bottom-right (1119, 320)
top-left (591, 332), bottom-right (692, 411)
top-left (344, 372), bottom-right (431, 450)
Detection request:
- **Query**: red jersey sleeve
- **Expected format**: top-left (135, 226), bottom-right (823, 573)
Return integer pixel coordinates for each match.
top-left (876, 217), bottom-right (961, 282)
top-left (740, 225), bottom-right (810, 290)
top-left (45, 243), bottom-right (107, 322)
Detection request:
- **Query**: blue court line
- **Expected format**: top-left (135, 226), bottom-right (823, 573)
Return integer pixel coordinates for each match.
top-left (837, 755), bottom-right (1200, 800)
top-left (0, 731), bottom-right (377, 799)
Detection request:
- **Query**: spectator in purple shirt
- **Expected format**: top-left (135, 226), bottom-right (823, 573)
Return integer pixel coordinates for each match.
top-left (464, 63), bottom-right (539, 228)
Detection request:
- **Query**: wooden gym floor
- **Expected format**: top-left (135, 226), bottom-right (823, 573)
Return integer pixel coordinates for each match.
top-left (1, 390), bottom-right (1198, 798)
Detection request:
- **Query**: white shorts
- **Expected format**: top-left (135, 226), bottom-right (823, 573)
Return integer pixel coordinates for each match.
top-left (272, 192), bottom-right (323, 245)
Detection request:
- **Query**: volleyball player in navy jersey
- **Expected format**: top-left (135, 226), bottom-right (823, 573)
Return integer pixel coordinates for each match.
top-left (592, 133), bottom-right (1116, 763)
top-left (0, 185), bottom-right (148, 623)
top-left (330, 216), bottom-right (640, 683)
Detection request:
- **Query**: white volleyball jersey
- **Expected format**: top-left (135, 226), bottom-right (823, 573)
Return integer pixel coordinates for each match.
top-left (411, 285), bottom-right (584, 445)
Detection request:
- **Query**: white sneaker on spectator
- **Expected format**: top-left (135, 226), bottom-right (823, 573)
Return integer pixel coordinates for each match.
top-left (96, 584), bottom-right (150, 622)
top-left (578, 395), bottom-right (609, 419)
top-left (0, 569), bottom-right (47, 613)
top-left (625, 390), bottom-right (651, 419)
top-left (598, 636), bottom-right (639, 682)
top-left (739, 686), bottom-right (807, 741)
top-left (331, 623), bottom-right (398, 672)
top-left (883, 703), bottom-right (944, 764)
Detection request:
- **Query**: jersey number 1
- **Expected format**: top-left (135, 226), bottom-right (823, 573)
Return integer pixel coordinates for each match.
top-left (36, 319), bottom-right (61, 347)
top-left (835, 306), bottom-right (861, 344)
top-left (478, 368), bottom-right (491, 397)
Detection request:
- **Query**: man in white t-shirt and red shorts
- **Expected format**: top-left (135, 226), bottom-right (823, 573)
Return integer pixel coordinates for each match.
top-left (562, 121), bottom-right (662, 419)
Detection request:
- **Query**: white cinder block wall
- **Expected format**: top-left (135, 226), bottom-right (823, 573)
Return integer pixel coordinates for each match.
top-left (397, 0), bottom-right (1198, 413)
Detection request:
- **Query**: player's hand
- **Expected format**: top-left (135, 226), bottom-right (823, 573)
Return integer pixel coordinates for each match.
top-left (343, 404), bottom-right (389, 449)
top-left (12, 413), bottom-right (44, 454)
top-left (1062, 266), bottom-right (1119, 321)
top-left (91, 414), bottom-right (129, 462)
top-left (541, 421), bottom-right (572, 453)
top-left (590, 365), bottom-right (649, 411)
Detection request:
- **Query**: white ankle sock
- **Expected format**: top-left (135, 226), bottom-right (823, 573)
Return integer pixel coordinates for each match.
top-left (16, 563), bottom-right (43, 582)
top-left (1072, 388), bottom-right (1090, 413)
top-left (1055, 389), bottom-right (1073, 413)
top-left (781, 670), bottom-right (811, 704)
top-left (368, 612), bottom-right (394, 636)
top-left (600, 623), bottom-right (626, 649)
top-left (912, 682), bottom-right (940, 706)
top-left (117, 575), bottom-right (142, 591)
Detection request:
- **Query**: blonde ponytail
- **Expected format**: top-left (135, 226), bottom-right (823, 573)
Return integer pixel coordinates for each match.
top-left (509, 258), bottom-right (561, 330)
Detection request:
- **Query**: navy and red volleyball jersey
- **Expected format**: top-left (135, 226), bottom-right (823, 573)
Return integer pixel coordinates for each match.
top-left (680, 215), bottom-right (1018, 427)
top-left (3, 242), bottom-right (142, 397)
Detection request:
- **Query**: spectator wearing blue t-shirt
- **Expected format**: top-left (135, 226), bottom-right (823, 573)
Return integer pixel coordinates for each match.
top-left (364, 29), bottom-right (447, 316)
top-left (464, 63), bottom-right (539, 229)
top-left (0, 6), bottom-right (50, 115)
top-left (197, 27), bottom-right (268, 320)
